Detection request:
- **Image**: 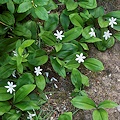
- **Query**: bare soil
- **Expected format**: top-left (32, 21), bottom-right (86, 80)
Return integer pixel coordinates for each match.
top-left (43, 0), bottom-right (120, 120)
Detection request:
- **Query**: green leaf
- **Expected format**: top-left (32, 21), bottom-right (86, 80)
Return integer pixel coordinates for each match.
top-left (93, 109), bottom-right (108, 120)
top-left (89, 6), bottom-right (104, 18)
top-left (0, 87), bottom-right (13, 101)
top-left (71, 96), bottom-right (96, 110)
top-left (114, 32), bottom-right (120, 41)
top-left (15, 101), bottom-right (39, 111)
top-left (0, 102), bottom-right (11, 116)
top-left (17, 73), bottom-right (34, 89)
top-left (17, 1), bottom-right (32, 13)
top-left (60, 11), bottom-right (70, 31)
top-left (83, 58), bottom-right (104, 72)
top-left (71, 68), bottom-right (82, 89)
top-left (55, 43), bottom-right (62, 52)
top-left (58, 112), bottom-right (72, 120)
top-left (69, 13), bottom-right (84, 27)
top-left (28, 55), bottom-right (48, 66)
top-left (13, 24), bottom-right (32, 38)
top-left (50, 57), bottom-right (66, 78)
top-left (40, 31), bottom-right (56, 46)
top-left (0, 0), bottom-right (8, 4)
top-left (82, 26), bottom-right (92, 39)
top-left (34, 0), bottom-right (49, 6)
top-left (98, 100), bottom-right (118, 109)
top-left (44, 13), bottom-right (59, 31)
top-left (80, 73), bottom-right (89, 87)
top-left (15, 84), bottom-right (36, 103)
top-left (0, 64), bottom-right (15, 79)
top-left (7, 0), bottom-right (15, 13)
top-left (98, 17), bottom-right (109, 28)
top-left (81, 37), bottom-right (102, 43)
top-left (66, 0), bottom-right (78, 11)
top-left (80, 43), bottom-right (89, 50)
top-left (35, 6), bottom-right (48, 21)
top-left (0, 11), bottom-right (15, 25)
top-left (62, 27), bottom-right (83, 42)
top-left (79, 0), bottom-right (97, 9)
top-left (13, 0), bottom-right (23, 4)
top-left (2, 109), bottom-right (21, 120)
top-left (35, 75), bottom-right (46, 91)
top-left (105, 11), bottom-right (120, 19)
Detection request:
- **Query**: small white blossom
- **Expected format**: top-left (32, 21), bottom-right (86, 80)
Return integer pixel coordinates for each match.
top-left (34, 66), bottom-right (42, 76)
top-left (75, 53), bottom-right (86, 63)
top-left (12, 70), bottom-right (17, 78)
top-left (45, 72), bottom-right (49, 77)
top-left (54, 83), bottom-right (58, 88)
top-left (5, 81), bottom-right (16, 94)
top-left (27, 111), bottom-right (36, 120)
top-left (103, 30), bottom-right (112, 40)
top-left (45, 94), bottom-right (48, 100)
top-left (13, 51), bottom-right (18, 56)
top-left (54, 30), bottom-right (65, 40)
top-left (89, 28), bottom-right (96, 37)
top-left (51, 77), bottom-right (58, 82)
top-left (109, 17), bottom-right (117, 28)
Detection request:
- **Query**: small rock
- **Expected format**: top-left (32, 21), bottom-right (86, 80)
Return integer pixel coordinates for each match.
top-left (117, 105), bottom-right (120, 112)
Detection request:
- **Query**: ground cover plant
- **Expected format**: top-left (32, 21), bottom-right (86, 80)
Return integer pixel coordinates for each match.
top-left (0, 0), bottom-right (120, 119)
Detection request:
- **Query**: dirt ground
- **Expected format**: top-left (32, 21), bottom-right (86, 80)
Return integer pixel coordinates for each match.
top-left (43, 0), bottom-right (120, 120)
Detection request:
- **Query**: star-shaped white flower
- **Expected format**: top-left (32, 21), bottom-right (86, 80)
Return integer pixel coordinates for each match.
top-left (109, 17), bottom-right (117, 28)
top-left (27, 111), bottom-right (36, 120)
top-left (5, 81), bottom-right (16, 94)
top-left (103, 30), bottom-right (112, 40)
top-left (12, 70), bottom-right (17, 78)
top-left (75, 53), bottom-right (86, 63)
top-left (54, 30), bottom-right (65, 40)
top-left (34, 66), bottom-right (42, 76)
top-left (89, 28), bottom-right (96, 37)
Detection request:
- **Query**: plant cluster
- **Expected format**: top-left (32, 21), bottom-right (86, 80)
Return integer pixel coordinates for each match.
top-left (0, 0), bottom-right (120, 119)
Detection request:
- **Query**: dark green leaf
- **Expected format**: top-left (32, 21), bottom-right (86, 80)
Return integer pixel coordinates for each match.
top-left (55, 43), bottom-right (62, 52)
top-left (0, 11), bottom-right (15, 25)
top-left (50, 57), bottom-right (66, 78)
top-left (34, 0), bottom-right (49, 6)
top-left (0, 0), bottom-right (8, 4)
top-left (114, 32), bottom-right (120, 41)
top-left (93, 109), bottom-right (108, 120)
top-left (35, 75), bottom-right (46, 90)
top-left (35, 6), bottom-right (48, 21)
top-left (71, 96), bottom-right (96, 110)
top-left (66, 0), bottom-right (78, 11)
top-left (62, 27), bottom-right (83, 42)
top-left (0, 87), bottom-right (13, 101)
top-left (58, 112), bottom-right (72, 120)
top-left (81, 37), bottom-right (102, 43)
top-left (0, 102), bottom-right (11, 116)
top-left (79, 0), bottom-right (97, 9)
top-left (98, 17), bottom-right (109, 28)
top-left (83, 58), bottom-right (104, 72)
top-left (15, 84), bottom-right (36, 103)
top-left (44, 13), bottom-right (59, 31)
top-left (71, 68), bottom-right (82, 89)
top-left (17, 1), bottom-right (32, 13)
top-left (15, 101), bottom-right (39, 111)
top-left (98, 100), bottom-right (118, 109)
top-left (7, 0), bottom-right (15, 13)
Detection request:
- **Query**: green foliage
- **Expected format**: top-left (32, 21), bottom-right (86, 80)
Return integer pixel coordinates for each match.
top-left (0, 0), bottom-right (119, 119)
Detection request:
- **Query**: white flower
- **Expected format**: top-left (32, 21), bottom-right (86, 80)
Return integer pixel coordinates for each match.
top-left (45, 72), bottom-right (49, 77)
top-left (89, 28), bottom-right (96, 37)
top-left (34, 66), bottom-right (42, 76)
top-left (109, 17), bottom-right (117, 28)
top-left (75, 53), bottom-right (86, 63)
top-left (13, 51), bottom-right (18, 56)
top-left (54, 30), bottom-right (65, 40)
top-left (103, 30), bottom-right (112, 40)
top-left (27, 111), bottom-right (36, 120)
top-left (5, 81), bottom-right (16, 94)
top-left (12, 70), bottom-right (17, 78)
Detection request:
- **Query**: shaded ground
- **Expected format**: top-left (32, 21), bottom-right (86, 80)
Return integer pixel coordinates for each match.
top-left (43, 0), bottom-right (120, 120)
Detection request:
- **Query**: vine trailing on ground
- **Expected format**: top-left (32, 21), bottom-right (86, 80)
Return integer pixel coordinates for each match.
top-left (0, 0), bottom-right (119, 119)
